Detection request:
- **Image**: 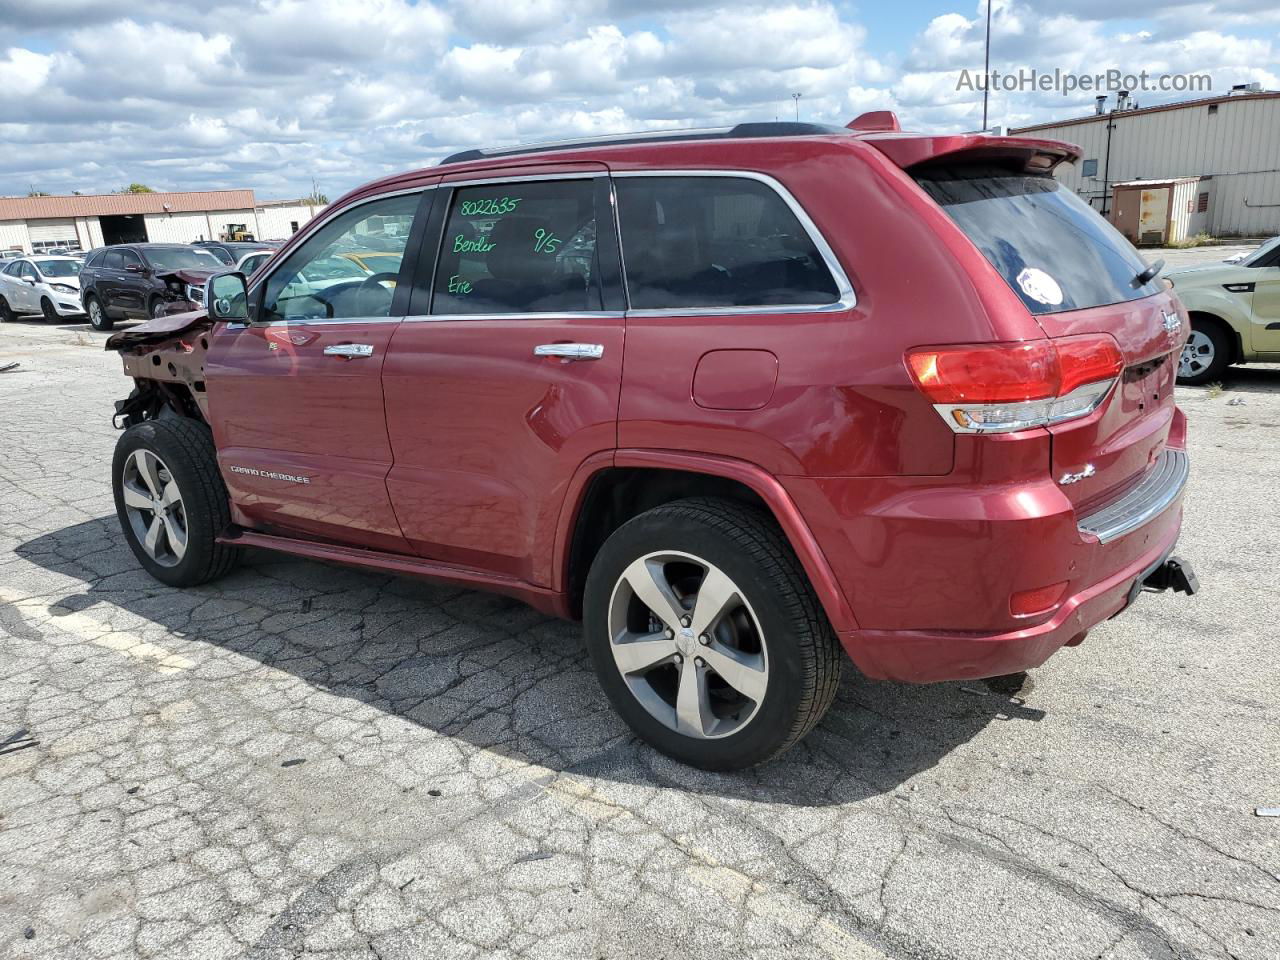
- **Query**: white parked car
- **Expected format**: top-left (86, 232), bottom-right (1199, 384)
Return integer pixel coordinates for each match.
top-left (235, 249), bottom-right (273, 277)
top-left (0, 255), bottom-right (85, 322)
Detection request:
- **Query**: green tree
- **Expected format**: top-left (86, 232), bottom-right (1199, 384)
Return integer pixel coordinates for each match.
top-left (303, 193), bottom-right (328, 205)
top-left (119, 183), bottom-right (155, 193)
top-left (27, 189), bottom-right (50, 197)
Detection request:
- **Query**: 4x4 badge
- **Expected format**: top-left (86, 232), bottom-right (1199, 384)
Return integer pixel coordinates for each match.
top-left (1059, 463), bottom-right (1096, 485)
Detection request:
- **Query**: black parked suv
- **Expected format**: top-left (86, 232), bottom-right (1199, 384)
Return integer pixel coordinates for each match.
top-left (79, 244), bottom-right (223, 330)
top-left (193, 240), bottom-right (276, 265)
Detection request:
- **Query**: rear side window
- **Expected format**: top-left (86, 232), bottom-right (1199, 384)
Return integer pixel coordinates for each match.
top-left (83, 249), bottom-right (105, 268)
top-left (915, 165), bottom-right (1162, 315)
top-left (614, 176), bottom-right (840, 310)
top-left (431, 179), bottom-right (602, 315)
top-left (104, 250), bottom-right (124, 269)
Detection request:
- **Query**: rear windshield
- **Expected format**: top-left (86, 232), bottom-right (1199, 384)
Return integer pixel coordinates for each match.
top-left (914, 165), bottom-right (1162, 315)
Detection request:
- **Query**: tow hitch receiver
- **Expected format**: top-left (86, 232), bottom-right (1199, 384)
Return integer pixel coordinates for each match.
top-left (1142, 556), bottom-right (1200, 596)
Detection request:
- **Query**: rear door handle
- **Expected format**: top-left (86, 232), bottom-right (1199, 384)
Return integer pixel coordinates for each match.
top-left (533, 343), bottom-right (604, 360)
top-left (323, 343), bottom-right (374, 358)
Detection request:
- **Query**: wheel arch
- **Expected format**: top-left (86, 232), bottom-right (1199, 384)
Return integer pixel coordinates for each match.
top-left (1187, 309), bottom-right (1245, 363)
top-left (552, 450), bottom-right (858, 633)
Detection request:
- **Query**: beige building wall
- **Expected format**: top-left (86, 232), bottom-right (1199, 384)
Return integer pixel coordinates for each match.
top-left (0, 220), bottom-right (31, 252)
top-left (256, 203), bottom-right (322, 240)
top-left (1011, 93), bottom-right (1280, 237)
top-left (142, 212), bottom-right (213, 243)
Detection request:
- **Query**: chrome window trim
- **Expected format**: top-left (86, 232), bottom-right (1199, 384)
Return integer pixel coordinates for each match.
top-left (1077, 447), bottom-right (1189, 544)
top-left (226, 315), bottom-right (404, 329)
top-left (405, 311), bottom-right (624, 324)
top-left (247, 184), bottom-right (434, 319)
top-left (611, 169), bottom-right (856, 316)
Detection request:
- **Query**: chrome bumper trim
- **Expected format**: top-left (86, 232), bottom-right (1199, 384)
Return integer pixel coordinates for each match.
top-left (1078, 448), bottom-right (1188, 544)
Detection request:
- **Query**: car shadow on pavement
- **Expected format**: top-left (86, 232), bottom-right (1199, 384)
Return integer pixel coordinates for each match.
top-left (15, 516), bottom-right (1044, 807)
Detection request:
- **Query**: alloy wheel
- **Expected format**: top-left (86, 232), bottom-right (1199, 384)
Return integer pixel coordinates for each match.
top-left (606, 550), bottom-right (768, 740)
top-left (151, 299), bottom-right (168, 319)
top-left (1179, 329), bottom-right (1215, 379)
top-left (88, 300), bottom-right (103, 327)
top-left (120, 449), bottom-right (188, 567)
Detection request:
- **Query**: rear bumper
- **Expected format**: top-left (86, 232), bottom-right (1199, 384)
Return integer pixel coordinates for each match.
top-left (838, 516), bottom-right (1183, 682)
top-left (784, 418), bottom-right (1191, 683)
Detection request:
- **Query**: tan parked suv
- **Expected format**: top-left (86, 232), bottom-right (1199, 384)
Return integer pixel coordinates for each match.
top-left (1168, 236), bottom-right (1280, 383)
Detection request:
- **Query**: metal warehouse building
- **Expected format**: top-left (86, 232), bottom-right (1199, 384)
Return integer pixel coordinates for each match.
top-left (0, 190), bottom-right (323, 255)
top-left (1011, 87), bottom-right (1280, 242)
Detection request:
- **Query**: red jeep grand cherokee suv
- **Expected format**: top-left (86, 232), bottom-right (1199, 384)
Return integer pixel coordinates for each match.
top-left (106, 117), bottom-right (1197, 770)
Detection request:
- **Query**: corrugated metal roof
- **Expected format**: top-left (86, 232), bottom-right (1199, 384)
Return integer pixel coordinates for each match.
top-left (1113, 177), bottom-right (1203, 187)
top-left (1010, 91), bottom-right (1280, 133)
top-left (0, 189), bottom-right (256, 221)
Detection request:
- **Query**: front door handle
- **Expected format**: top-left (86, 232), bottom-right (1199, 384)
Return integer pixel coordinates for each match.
top-left (323, 343), bottom-right (374, 358)
top-left (533, 343), bottom-right (604, 360)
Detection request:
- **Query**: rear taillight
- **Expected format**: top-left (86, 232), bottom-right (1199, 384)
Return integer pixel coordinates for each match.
top-left (905, 335), bottom-right (1123, 434)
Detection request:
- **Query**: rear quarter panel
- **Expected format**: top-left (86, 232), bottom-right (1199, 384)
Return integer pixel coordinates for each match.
top-left (611, 138), bottom-right (1046, 479)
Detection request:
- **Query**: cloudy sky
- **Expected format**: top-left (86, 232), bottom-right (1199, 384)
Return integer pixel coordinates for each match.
top-left (1, 0), bottom-right (1276, 202)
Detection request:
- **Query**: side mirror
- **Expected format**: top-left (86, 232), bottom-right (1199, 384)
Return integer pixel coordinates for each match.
top-left (125, 262), bottom-right (144, 274)
top-left (208, 271), bottom-right (249, 322)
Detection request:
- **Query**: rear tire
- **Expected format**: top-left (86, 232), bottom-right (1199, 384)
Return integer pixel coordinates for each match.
top-left (86, 295), bottom-right (113, 331)
top-left (0, 297), bottom-right (12, 323)
top-left (583, 497), bottom-right (841, 770)
top-left (112, 418), bottom-right (240, 587)
top-left (41, 297), bottom-right (59, 323)
top-left (1178, 320), bottom-right (1231, 385)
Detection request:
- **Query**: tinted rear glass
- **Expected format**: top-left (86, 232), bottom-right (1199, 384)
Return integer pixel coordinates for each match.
top-left (615, 176), bottom-right (839, 309)
top-left (914, 165), bottom-right (1162, 315)
top-left (431, 179), bottom-right (602, 315)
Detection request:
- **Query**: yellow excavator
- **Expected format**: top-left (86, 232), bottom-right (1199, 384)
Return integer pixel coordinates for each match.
top-left (219, 223), bottom-right (257, 242)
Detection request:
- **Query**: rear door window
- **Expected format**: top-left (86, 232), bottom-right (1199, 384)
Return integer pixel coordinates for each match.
top-left (430, 178), bottom-right (602, 315)
top-left (104, 250), bottom-right (124, 270)
top-left (614, 176), bottom-right (840, 310)
top-left (914, 165), bottom-right (1163, 315)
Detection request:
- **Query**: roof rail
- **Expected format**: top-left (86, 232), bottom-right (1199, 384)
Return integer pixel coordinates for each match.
top-left (439, 121), bottom-right (853, 166)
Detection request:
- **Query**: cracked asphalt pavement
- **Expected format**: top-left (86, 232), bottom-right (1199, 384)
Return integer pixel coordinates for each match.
top-left (2, 269), bottom-right (1278, 959)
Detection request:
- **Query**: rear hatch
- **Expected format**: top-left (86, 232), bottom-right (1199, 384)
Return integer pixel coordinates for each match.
top-left (909, 161), bottom-right (1179, 512)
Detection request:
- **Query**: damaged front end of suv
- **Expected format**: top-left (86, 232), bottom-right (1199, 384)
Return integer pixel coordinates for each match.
top-left (105, 308), bottom-right (214, 427)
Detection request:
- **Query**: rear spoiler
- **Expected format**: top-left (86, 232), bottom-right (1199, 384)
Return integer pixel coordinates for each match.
top-left (856, 131), bottom-right (1081, 174)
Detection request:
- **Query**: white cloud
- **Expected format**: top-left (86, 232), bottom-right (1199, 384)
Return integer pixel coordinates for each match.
top-left (0, 0), bottom-right (1273, 198)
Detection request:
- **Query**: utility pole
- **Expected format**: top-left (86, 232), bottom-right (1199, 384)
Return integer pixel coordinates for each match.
top-left (981, 0), bottom-right (992, 130)
top-left (792, 93), bottom-right (802, 122)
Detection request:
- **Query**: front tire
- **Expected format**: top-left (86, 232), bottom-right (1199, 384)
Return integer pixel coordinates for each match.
top-left (149, 296), bottom-right (168, 320)
top-left (0, 297), bottom-right (12, 323)
top-left (86, 295), bottom-right (113, 331)
top-left (112, 418), bottom-right (240, 587)
top-left (583, 497), bottom-right (841, 770)
top-left (41, 297), bottom-right (59, 323)
top-left (1178, 320), bottom-right (1231, 385)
